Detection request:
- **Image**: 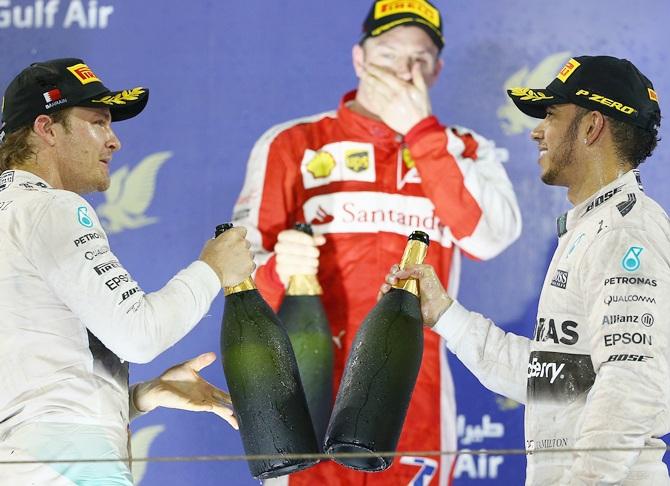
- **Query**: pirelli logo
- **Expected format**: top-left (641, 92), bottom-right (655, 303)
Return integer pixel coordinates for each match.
top-left (374, 0), bottom-right (440, 27)
top-left (67, 63), bottom-right (101, 85)
top-left (94, 260), bottom-right (121, 275)
top-left (648, 88), bottom-right (658, 102)
top-left (556, 58), bottom-right (580, 83)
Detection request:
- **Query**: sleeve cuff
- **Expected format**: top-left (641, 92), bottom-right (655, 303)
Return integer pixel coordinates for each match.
top-left (404, 115), bottom-right (445, 146)
top-left (188, 260), bottom-right (222, 297)
top-left (432, 299), bottom-right (473, 344)
top-left (129, 383), bottom-right (149, 421)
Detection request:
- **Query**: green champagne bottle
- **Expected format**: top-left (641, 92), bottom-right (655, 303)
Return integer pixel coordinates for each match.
top-left (277, 223), bottom-right (334, 448)
top-left (323, 231), bottom-right (429, 471)
top-left (216, 223), bottom-right (318, 479)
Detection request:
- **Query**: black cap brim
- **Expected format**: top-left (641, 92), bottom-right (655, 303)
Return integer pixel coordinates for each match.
top-left (506, 87), bottom-right (568, 119)
top-left (79, 86), bottom-right (149, 122)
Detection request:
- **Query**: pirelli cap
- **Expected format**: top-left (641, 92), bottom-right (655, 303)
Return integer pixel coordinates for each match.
top-left (0, 57), bottom-right (148, 142)
top-left (361, 0), bottom-right (444, 51)
top-left (507, 55), bottom-right (660, 133)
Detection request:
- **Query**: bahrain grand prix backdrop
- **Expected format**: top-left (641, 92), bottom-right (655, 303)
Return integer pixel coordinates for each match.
top-left (1, 0), bottom-right (669, 484)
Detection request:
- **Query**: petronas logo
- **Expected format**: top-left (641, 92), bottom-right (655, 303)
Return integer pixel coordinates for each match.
top-left (497, 51), bottom-right (571, 135)
top-left (96, 151), bottom-right (171, 234)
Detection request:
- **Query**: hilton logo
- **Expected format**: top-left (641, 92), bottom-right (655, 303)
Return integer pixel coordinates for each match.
top-left (551, 269), bottom-right (568, 289)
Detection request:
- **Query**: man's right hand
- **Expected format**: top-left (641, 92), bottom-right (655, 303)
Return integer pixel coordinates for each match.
top-left (200, 226), bottom-right (255, 287)
top-left (274, 229), bottom-right (326, 287)
top-left (379, 263), bottom-right (453, 326)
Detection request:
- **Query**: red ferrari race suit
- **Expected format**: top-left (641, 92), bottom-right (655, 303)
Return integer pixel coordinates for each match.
top-left (232, 91), bottom-right (521, 486)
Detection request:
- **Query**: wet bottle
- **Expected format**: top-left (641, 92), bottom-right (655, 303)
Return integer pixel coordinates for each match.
top-left (324, 231), bottom-right (429, 471)
top-left (216, 223), bottom-right (318, 479)
top-left (277, 223), bottom-right (334, 448)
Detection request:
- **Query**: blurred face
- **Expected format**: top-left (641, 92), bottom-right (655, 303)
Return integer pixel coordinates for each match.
top-left (530, 104), bottom-right (585, 186)
top-left (354, 25), bottom-right (442, 86)
top-left (52, 107), bottom-right (121, 194)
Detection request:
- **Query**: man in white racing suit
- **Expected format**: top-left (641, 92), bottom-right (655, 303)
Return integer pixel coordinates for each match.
top-left (0, 58), bottom-right (254, 485)
top-left (382, 55), bottom-right (669, 485)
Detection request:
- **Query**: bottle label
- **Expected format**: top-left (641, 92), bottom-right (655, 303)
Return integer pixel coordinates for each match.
top-left (392, 239), bottom-right (428, 297)
top-left (285, 274), bottom-right (323, 296)
top-left (224, 277), bottom-right (257, 296)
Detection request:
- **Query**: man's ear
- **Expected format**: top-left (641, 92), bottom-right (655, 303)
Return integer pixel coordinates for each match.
top-left (32, 114), bottom-right (58, 147)
top-left (583, 110), bottom-right (606, 146)
top-left (427, 57), bottom-right (444, 88)
top-left (352, 43), bottom-right (365, 79)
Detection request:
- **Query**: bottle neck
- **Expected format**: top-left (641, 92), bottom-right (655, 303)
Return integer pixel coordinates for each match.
top-left (285, 274), bottom-right (323, 296)
top-left (224, 277), bottom-right (257, 296)
top-left (391, 239), bottom-right (428, 297)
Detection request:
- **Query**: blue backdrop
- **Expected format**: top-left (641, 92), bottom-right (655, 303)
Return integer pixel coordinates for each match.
top-left (2, 1), bottom-right (670, 484)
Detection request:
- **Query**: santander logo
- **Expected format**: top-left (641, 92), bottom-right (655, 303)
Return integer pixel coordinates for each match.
top-left (304, 191), bottom-right (453, 246)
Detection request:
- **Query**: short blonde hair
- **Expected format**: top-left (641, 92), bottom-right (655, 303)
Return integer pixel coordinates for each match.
top-left (0, 109), bottom-right (71, 172)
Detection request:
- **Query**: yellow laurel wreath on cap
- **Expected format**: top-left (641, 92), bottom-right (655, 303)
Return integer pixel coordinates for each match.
top-left (509, 87), bottom-right (554, 102)
top-left (92, 87), bottom-right (146, 105)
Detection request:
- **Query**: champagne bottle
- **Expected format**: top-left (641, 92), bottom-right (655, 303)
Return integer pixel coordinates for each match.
top-left (323, 231), bottom-right (429, 471)
top-left (217, 223), bottom-right (318, 479)
top-left (277, 223), bottom-right (334, 448)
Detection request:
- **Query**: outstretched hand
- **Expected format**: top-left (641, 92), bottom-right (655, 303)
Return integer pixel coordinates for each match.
top-left (133, 352), bottom-right (238, 430)
top-left (378, 263), bottom-right (453, 326)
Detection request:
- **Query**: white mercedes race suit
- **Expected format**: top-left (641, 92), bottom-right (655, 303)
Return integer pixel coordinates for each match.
top-left (0, 170), bottom-right (221, 484)
top-left (434, 169), bottom-right (670, 485)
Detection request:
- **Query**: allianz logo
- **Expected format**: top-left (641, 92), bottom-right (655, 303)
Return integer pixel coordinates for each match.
top-left (527, 357), bottom-right (564, 384)
top-left (604, 294), bottom-right (655, 305)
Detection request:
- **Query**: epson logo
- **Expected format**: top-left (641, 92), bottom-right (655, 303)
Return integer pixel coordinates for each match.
top-left (550, 270), bottom-right (568, 289)
top-left (105, 274), bottom-right (130, 291)
top-left (606, 354), bottom-right (652, 363)
top-left (604, 276), bottom-right (657, 287)
top-left (93, 260), bottom-right (121, 276)
top-left (604, 332), bottom-right (652, 347)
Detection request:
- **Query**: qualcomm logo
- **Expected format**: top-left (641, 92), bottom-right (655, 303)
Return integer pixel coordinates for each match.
top-left (497, 51), bottom-right (571, 135)
top-left (0, 0), bottom-right (115, 29)
top-left (96, 151), bottom-right (171, 234)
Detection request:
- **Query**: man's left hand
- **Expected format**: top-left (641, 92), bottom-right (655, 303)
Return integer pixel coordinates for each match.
top-left (359, 62), bottom-right (432, 135)
top-left (133, 352), bottom-right (238, 429)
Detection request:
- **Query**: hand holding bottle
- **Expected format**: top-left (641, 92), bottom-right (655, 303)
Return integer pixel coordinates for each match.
top-left (379, 263), bottom-right (453, 327)
top-left (200, 226), bottom-right (255, 287)
top-left (274, 229), bottom-right (326, 287)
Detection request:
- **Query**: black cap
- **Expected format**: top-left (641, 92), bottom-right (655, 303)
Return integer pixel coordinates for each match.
top-left (408, 230), bottom-right (430, 245)
top-left (507, 55), bottom-right (660, 133)
top-left (0, 58), bottom-right (149, 142)
top-left (361, 0), bottom-right (444, 51)
top-left (294, 222), bottom-right (314, 236)
top-left (215, 223), bottom-right (234, 237)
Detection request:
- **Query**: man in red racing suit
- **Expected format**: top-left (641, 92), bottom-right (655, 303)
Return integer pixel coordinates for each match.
top-left (232, 2), bottom-right (521, 484)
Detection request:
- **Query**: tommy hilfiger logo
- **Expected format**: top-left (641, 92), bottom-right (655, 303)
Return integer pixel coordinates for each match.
top-left (551, 269), bottom-right (568, 289)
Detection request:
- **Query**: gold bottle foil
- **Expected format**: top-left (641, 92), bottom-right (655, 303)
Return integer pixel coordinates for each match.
top-left (285, 274), bottom-right (323, 296)
top-left (391, 239), bottom-right (428, 297)
top-left (224, 277), bottom-right (257, 296)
